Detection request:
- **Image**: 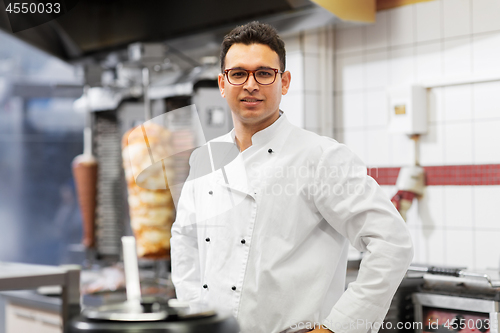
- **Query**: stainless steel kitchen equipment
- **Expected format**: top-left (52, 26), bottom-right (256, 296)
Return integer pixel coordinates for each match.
top-left (411, 266), bottom-right (500, 333)
top-left (77, 65), bottom-right (232, 260)
top-left (66, 236), bottom-right (239, 333)
top-left (0, 262), bottom-right (81, 331)
top-left (68, 300), bottom-right (239, 333)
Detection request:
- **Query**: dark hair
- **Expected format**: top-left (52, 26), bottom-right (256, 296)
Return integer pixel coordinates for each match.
top-left (220, 21), bottom-right (286, 73)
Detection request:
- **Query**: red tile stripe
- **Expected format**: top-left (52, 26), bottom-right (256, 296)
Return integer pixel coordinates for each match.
top-left (367, 167), bottom-right (400, 185)
top-left (367, 164), bottom-right (500, 186)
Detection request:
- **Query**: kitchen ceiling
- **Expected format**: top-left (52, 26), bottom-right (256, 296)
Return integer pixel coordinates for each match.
top-left (0, 0), bottom-right (341, 63)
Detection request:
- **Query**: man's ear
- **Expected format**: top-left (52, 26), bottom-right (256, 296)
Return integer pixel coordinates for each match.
top-left (218, 73), bottom-right (226, 98)
top-left (281, 71), bottom-right (291, 95)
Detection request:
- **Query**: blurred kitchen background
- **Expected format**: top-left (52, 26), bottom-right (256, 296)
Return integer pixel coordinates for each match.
top-left (0, 31), bottom-right (85, 265)
top-left (1, 0), bottom-right (500, 332)
top-left (1, 0), bottom-right (498, 271)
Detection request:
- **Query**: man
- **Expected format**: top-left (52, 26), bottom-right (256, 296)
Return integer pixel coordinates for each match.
top-left (170, 22), bottom-right (413, 333)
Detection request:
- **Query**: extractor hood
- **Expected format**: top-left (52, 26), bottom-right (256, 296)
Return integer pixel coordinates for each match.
top-left (0, 0), bottom-right (366, 64)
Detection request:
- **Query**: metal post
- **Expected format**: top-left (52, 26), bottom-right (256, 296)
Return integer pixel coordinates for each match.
top-left (61, 266), bottom-right (81, 332)
top-left (143, 67), bottom-right (151, 121)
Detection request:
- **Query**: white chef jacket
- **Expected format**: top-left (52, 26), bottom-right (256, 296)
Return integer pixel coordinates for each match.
top-left (170, 112), bottom-right (413, 333)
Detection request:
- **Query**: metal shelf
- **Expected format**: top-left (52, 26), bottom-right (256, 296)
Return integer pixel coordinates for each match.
top-left (0, 262), bottom-right (80, 331)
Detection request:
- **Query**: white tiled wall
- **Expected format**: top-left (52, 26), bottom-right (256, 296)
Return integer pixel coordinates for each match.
top-left (280, 34), bottom-right (304, 128)
top-left (443, 0), bottom-right (471, 38)
top-left (281, 26), bottom-right (334, 135)
top-left (333, 0), bottom-right (500, 270)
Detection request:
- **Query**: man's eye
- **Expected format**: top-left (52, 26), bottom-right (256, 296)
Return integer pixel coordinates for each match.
top-left (230, 71), bottom-right (246, 77)
top-left (256, 71), bottom-right (273, 77)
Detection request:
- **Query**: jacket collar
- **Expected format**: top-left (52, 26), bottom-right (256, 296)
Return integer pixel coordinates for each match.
top-left (210, 111), bottom-right (294, 196)
top-left (218, 110), bottom-right (288, 149)
top-left (249, 110), bottom-right (287, 147)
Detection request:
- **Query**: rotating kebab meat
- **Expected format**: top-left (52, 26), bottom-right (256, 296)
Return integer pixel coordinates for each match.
top-left (121, 122), bottom-right (176, 259)
top-left (122, 68), bottom-right (176, 259)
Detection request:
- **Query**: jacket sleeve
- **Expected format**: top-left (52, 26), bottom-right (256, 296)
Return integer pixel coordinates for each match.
top-left (313, 143), bottom-right (414, 333)
top-left (170, 151), bottom-right (202, 303)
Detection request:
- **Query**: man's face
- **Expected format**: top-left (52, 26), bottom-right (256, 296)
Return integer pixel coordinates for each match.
top-left (218, 43), bottom-right (291, 128)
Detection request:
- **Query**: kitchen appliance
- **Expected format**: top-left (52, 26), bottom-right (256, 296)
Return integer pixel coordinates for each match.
top-left (68, 237), bottom-right (239, 333)
top-left (68, 302), bottom-right (240, 333)
top-left (411, 266), bottom-right (500, 333)
top-left (73, 60), bottom-right (232, 260)
top-left (0, 262), bottom-right (81, 330)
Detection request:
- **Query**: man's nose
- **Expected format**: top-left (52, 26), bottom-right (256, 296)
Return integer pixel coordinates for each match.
top-left (243, 73), bottom-right (259, 91)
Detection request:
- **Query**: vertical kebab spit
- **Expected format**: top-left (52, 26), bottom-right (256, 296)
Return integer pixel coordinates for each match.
top-left (73, 94), bottom-right (98, 250)
top-left (73, 154), bottom-right (98, 248)
top-left (122, 123), bottom-right (175, 259)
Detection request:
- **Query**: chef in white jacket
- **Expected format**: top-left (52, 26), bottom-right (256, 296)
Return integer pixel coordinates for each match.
top-left (170, 22), bottom-right (414, 333)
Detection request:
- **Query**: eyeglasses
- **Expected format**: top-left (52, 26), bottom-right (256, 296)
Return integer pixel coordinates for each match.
top-left (223, 68), bottom-right (282, 86)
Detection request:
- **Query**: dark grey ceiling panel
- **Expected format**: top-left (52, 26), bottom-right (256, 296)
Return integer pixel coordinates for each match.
top-left (0, 0), bottom-right (313, 62)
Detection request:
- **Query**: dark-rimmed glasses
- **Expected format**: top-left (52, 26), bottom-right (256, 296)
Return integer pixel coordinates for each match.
top-left (224, 68), bottom-right (282, 86)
